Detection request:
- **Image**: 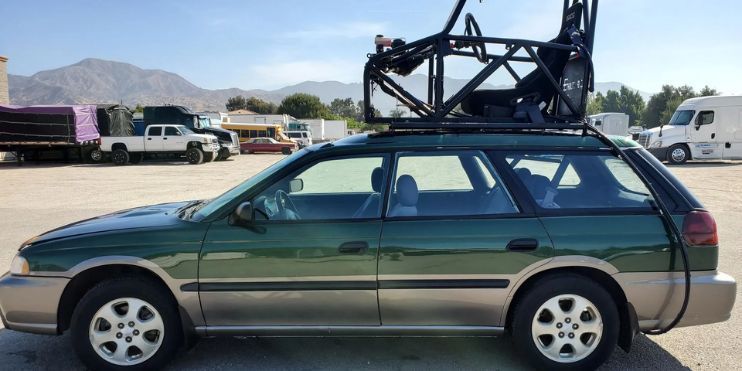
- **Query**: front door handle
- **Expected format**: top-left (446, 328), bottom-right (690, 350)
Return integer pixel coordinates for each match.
top-left (507, 238), bottom-right (539, 251)
top-left (338, 241), bottom-right (368, 254)
top-left (147, 138), bottom-right (152, 140)
top-left (163, 137), bottom-right (168, 140)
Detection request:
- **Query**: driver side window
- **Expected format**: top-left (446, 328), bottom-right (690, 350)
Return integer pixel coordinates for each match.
top-left (252, 155), bottom-right (389, 221)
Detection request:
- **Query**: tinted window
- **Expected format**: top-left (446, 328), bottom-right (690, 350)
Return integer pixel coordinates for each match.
top-left (253, 155), bottom-right (389, 220)
top-left (697, 111), bottom-right (714, 125)
top-left (388, 151), bottom-right (517, 217)
top-left (669, 110), bottom-right (695, 126)
top-left (507, 153), bottom-right (653, 210)
top-left (164, 127), bottom-right (180, 136)
top-left (148, 127), bottom-right (162, 136)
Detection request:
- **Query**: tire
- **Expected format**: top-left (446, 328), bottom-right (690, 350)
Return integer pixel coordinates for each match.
top-left (667, 144), bottom-right (690, 165)
top-left (281, 147), bottom-right (292, 155)
top-left (185, 147), bottom-right (204, 165)
top-left (203, 152), bottom-right (215, 163)
top-left (218, 148), bottom-right (231, 160)
top-left (111, 149), bottom-right (129, 166)
top-left (511, 273), bottom-right (619, 371)
top-left (89, 149), bottom-right (104, 163)
top-left (70, 277), bottom-right (182, 370)
top-left (129, 153), bottom-right (143, 164)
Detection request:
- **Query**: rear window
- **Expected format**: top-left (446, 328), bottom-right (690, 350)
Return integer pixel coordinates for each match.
top-left (507, 153), bottom-right (653, 210)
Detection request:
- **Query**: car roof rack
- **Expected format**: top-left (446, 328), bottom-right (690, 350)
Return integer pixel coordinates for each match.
top-left (363, 0), bottom-right (599, 130)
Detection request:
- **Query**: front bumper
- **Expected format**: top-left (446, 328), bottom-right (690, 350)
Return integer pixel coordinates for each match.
top-left (615, 270), bottom-right (736, 330)
top-left (646, 147), bottom-right (669, 161)
top-left (220, 142), bottom-right (241, 155)
top-left (0, 272), bottom-right (69, 334)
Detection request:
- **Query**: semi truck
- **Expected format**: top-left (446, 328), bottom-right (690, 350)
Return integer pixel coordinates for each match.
top-left (143, 106), bottom-right (239, 160)
top-left (638, 95), bottom-right (742, 164)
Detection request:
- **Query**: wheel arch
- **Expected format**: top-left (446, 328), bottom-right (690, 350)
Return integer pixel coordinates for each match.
top-left (111, 143), bottom-right (128, 152)
top-left (187, 141), bottom-right (203, 149)
top-left (502, 259), bottom-right (638, 353)
top-left (56, 257), bottom-right (201, 340)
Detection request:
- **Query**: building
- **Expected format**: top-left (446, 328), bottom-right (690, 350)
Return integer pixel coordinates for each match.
top-left (0, 56), bottom-right (8, 104)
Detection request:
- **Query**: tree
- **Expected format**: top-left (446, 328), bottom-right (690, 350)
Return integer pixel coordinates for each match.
top-left (584, 86), bottom-right (645, 125)
top-left (356, 100), bottom-right (381, 121)
top-left (700, 86), bottom-right (719, 97)
top-left (277, 93), bottom-right (330, 119)
top-left (133, 104), bottom-right (144, 113)
top-left (226, 95), bottom-right (247, 111)
top-left (245, 97), bottom-right (277, 114)
top-left (389, 108), bottom-right (406, 118)
top-left (329, 98), bottom-right (359, 118)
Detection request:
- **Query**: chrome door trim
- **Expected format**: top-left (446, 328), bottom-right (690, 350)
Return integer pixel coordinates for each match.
top-left (195, 325), bottom-right (505, 337)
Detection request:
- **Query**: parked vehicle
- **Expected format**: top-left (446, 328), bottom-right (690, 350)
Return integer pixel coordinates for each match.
top-left (305, 119), bottom-right (348, 142)
top-left (196, 111), bottom-right (227, 128)
top-left (0, 104), bottom-right (100, 164)
top-left (637, 96), bottom-right (742, 164)
top-left (240, 137), bottom-right (297, 154)
top-left (589, 113), bottom-right (629, 136)
top-left (143, 106), bottom-right (240, 161)
top-left (222, 122), bottom-right (295, 144)
top-left (285, 130), bottom-right (313, 148)
top-left (100, 124), bottom-right (219, 165)
top-left (0, 130), bottom-right (735, 370)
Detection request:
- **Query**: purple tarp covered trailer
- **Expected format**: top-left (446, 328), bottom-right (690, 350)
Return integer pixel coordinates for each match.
top-left (0, 104), bottom-right (100, 145)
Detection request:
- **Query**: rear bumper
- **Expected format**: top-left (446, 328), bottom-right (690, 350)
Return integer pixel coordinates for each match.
top-left (646, 147), bottom-right (668, 161)
top-left (0, 272), bottom-right (68, 334)
top-left (615, 270), bottom-right (736, 330)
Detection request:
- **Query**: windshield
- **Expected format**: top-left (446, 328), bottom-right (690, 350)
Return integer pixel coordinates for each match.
top-left (178, 126), bottom-right (195, 135)
top-left (668, 110), bottom-right (695, 126)
top-left (192, 148), bottom-right (310, 220)
top-left (199, 117), bottom-right (211, 128)
top-left (287, 132), bottom-right (301, 138)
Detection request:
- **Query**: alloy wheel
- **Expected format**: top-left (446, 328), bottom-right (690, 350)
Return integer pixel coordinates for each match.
top-left (531, 294), bottom-right (603, 363)
top-left (88, 297), bottom-right (164, 366)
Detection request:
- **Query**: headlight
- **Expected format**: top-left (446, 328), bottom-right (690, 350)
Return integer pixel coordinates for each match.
top-left (10, 255), bottom-right (29, 276)
top-left (651, 141), bottom-right (663, 148)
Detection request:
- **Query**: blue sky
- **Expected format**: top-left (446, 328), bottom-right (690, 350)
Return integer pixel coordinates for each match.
top-left (1, 0), bottom-right (741, 95)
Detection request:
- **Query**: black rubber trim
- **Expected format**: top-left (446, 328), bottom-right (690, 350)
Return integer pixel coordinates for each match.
top-left (378, 279), bottom-right (510, 289)
top-left (183, 279), bottom-right (511, 292)
top-left (183, 281), bottom-right (377, 292)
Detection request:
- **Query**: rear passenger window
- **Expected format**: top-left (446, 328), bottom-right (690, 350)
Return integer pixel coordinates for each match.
top-left (507, 153), bottom-right (653, 210)
top-left (388, 151), bottom-right (518, 217)
top-left (148, 127), bottom-right (162, 136)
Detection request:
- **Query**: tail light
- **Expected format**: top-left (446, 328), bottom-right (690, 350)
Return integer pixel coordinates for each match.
top-left (682, 210), bottom-right (718, 246)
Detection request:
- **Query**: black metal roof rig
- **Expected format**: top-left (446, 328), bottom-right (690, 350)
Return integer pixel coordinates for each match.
top-left (363, 0), bottom-right (599, 130)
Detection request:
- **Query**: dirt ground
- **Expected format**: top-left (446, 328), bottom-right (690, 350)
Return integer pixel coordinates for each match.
top-left (0, 154), bottom-right (739, 370)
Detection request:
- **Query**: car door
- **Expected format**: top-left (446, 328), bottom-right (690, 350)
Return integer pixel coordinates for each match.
top-left (145, 126), bottom-right (164, 151)
top-left (377, 150), bottom-right (553, 326)
top-left (163, 126), bottom-right (186, 151)
top-left (199, 153), bottom-right (390, 326)
top-left (690, 110), bottom-right (722, 159)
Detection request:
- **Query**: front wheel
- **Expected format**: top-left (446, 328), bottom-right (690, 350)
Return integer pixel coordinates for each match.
top-left (281, 147), bottom-right (292, 155)
top-left (185, 147), bottom-right (204, 165)
top-left (511, 273), bottom-right (619, 370)
top-left (667, 144), bottom-right (690, 165)
top-left (218, 148), bottom-right (231, 160)
top-left (70, 277), bottom-right (182, 370)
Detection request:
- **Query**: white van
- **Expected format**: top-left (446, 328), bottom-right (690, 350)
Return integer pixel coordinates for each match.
top-left (589, 112), bottom-right (629, 136)
top-left (638, 96), bottom-right (742, 164)
top-left (285, 130), bottom-right (313, 148)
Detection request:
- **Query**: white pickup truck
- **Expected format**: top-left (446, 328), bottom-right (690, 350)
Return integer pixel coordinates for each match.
top-left (100, 124), bottom-right (220, 165)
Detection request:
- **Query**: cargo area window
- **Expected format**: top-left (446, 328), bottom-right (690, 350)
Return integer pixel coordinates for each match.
top-left (506, 153), bottom-right (653, 210)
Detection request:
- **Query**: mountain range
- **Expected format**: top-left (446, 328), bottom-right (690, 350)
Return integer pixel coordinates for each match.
top-left (8, 58), bottom-right (651, 114)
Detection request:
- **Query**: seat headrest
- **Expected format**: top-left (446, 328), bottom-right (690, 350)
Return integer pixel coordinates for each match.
top-left (396, 175), bottom-right (419, 206)
top-left (562, 3), bottom-right (583, 32)
top-left (515, 168), bottom-right (532, 180)
top-left (529, 175), bottom-right (552, 199)
top-left (371, 167), bottom-right (384, 193)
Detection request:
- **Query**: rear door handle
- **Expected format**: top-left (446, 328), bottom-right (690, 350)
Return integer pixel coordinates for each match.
top-left (163, 137), bottom-right (168, 140)
top-left (338, 241), bottom-right (369, 254)
top-left (507, 238), bottom-right (539, 251)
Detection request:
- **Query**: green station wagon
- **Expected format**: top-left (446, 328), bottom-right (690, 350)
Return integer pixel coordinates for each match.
top-left (0, 131), bottom-right (736, 370)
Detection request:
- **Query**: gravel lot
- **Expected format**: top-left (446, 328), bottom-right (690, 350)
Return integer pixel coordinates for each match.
top-left (0, 154), bottom-right (739, 370)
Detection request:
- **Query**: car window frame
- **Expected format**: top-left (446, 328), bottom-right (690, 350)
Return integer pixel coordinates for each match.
top-left (383, 149), bottom-right (521, 221)
top-left (249, 152), bottom-right (392, 224)
top-left (491, 149), bottom-right (661, 217)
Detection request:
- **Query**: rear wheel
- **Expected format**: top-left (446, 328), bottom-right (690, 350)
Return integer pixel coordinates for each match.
top-left (111, 149), bottom-right (129, 166)
top-left (70, 277), bottom-right (182, 370)
top-left (667, 144), bottom-right (690, 165)
top-left (185, 147), bottom-right (204, 165)
top-left (89, 149), bottom-right (104, 163)
top-left (511, 274), bottom-right (619, 370)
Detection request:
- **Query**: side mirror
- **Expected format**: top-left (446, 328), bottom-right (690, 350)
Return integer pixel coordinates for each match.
top-left (289, 179), bottom-right (304, 193)
top-left (229, 201), bottom-right (253, 226)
